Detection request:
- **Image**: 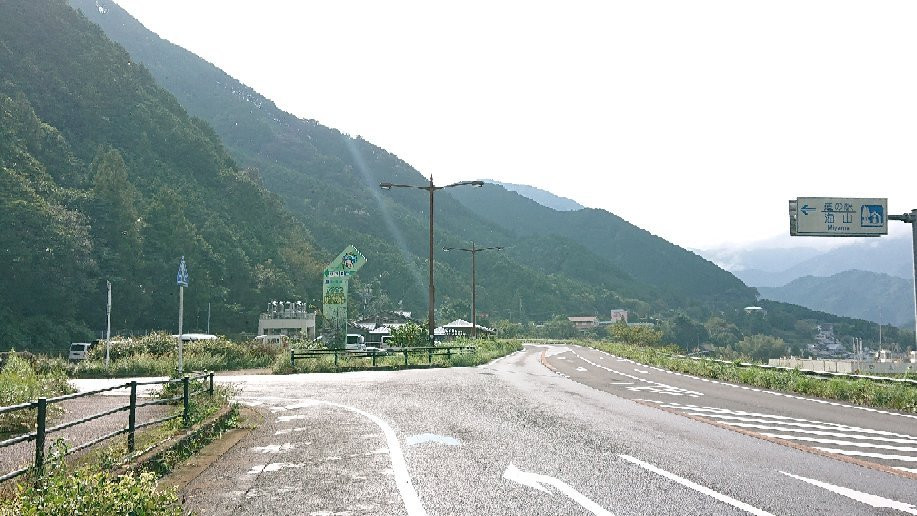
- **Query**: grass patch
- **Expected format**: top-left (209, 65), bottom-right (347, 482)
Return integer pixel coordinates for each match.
top-left (70, 333), bottom-right (281, 378)
top-left (274, 339), bottom-right (522, 374)
top-left (581, 339), bottom-right (917, 413)
top-left (0, 354), bottom-right (73, 435)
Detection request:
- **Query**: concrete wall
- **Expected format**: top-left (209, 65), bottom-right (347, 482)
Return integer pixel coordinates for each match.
top-left (768, 358), bottom-right (915, 374)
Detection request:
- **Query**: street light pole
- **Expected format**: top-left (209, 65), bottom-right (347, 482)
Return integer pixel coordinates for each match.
top-left (443, 242), bottom-right (504, 339)
top-left (381, 176), bottom-right (484, 340)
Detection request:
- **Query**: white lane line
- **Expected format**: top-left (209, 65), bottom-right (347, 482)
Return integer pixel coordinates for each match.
top-left (781, 472), bottom-right (917, 515)
top-left (280, 400), bottom-right (427, 516)
top-left (577, 367), bottom-right (588, 372)
top-left (895, 467), bottom-right (917, 474)
top-left (760, 435), bottom-right (917, 452)
top-left (813, 448), bottom-right (917, 462)
top-left (634, 369), bottom-right (649, 374)
top-left (503, 464), bottom-right (613, 516)
top-left (618, 455), bottom-right (773, 516)
top-left (701, 425), bottom-right (917, 445)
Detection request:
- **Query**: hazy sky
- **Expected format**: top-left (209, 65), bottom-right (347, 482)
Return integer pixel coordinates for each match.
top-left (112, 0), bottom-right (916, 250)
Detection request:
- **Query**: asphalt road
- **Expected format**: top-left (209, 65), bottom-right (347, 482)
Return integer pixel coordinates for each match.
top-left (178, 344), bottom-right (916, 515)
top-left (545, 344), bottom-right (917, 476)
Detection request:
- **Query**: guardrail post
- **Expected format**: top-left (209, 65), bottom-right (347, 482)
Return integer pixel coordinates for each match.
top-left (447, 347), bottom-right (453, 359)
top-left (34, 398), bottom-right (47, 479)
top-left (290, 350), bottom-right (295, 367)
top-left (403, 349), bottom-right (408, 367)
top-left (334, 350), bottom-right (339, 369)
top-left (428, 348), bottom-right (432, 364)
top-left (128, 381), bottom-right (137, 453)
top-left (208, 371), bottom-right (214, 396)
top-left (182, 375), bottom-right (190, 428)
top-left (372, 351), bottom-right (377, 367)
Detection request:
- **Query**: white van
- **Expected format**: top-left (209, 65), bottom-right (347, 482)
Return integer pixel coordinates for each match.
top-left (344, 334), bottom-right (365, 351)
top-left (68, 342), bottom-right (93, 361)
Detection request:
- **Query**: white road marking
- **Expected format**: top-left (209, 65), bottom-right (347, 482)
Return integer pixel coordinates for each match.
top-left (247, 462), bottom-right (308, 474)
top-left (503, 463), bottom-right (613, 516)
top-left (634, 369), bottom-right (649, 374)
top-left (571, 351), bottom-right (704, 397)
top-left (618, 455), bottom-right (773, 516)
top-left (813, 448), bottom-right (917, 462)
top-left (761, 435), bottom-right (917, 452)
top-left (252, 443), bottom-right (296, 453)
top-left (273, 399), bottom-right (427, 516)
top-left (576, 367), bottom-right (588, 372)
top-left (581, 348), bottom-right (917, 422)
top-left (781, 471), bottom-right (917, 515)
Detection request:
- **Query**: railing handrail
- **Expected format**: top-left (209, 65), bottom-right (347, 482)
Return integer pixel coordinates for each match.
top-left (0, 371), bottom-right (215, 484)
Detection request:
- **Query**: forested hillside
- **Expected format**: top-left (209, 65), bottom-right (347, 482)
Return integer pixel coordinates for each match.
top-left (0, 0), bottom-right (323, 350)
top-left (70, 0), bottom-right (757, 323)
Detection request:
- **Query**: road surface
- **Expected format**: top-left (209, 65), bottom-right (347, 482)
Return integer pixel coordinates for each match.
top-left (177, 344), bottom-right (916, 515)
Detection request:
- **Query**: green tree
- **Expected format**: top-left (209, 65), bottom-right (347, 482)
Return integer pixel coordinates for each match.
top-left (734, 334), bottom-right (787, 362)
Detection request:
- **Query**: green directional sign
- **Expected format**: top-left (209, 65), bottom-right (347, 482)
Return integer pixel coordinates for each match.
top-left (322, 245), bottom-right (366, 332)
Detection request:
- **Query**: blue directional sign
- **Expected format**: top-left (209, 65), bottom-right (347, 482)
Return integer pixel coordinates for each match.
top-left (176, 256), bottom-right (189, 287)
top-left (790, 198), bottom-right (887, 237)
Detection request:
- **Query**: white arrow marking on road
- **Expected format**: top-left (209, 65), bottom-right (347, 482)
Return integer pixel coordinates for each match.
top-left (781, 471), bottom-right (917, 515)
top-left (618, 455), bottom-right (773, 516)
top-left (503, 463), bottom-right (613, 516)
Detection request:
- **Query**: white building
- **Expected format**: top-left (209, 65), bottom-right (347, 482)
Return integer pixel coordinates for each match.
top-left (257, 301), bottom-right (316, 340)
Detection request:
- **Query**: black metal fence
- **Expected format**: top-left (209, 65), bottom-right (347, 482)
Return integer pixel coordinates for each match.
top-left (290, 346), bottom-right (476, 368)
top-left (0, 371), bottom-right (214, 483)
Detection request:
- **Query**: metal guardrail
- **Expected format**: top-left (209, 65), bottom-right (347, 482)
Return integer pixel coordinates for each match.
top-left (680, 356), bottom-right (917, 386)
top-left (290, 346), bottom-right (477, 368)
top-left (0, 371), bottom-right (214, 484)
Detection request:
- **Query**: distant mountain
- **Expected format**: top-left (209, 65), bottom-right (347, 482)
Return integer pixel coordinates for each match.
top-left (70, 0), bottom-right (757, 321)
top-left (757, 270), bottom-right (915, 328)
top-left (486, 180), bottom-right (584, 212)
top-left (0, 0), bottom-right (323, 348)
top-left (701, 236), bottom-right (913, 288)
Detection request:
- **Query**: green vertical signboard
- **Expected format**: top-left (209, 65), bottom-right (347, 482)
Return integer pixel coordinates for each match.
top-left (322, 245), bottom-right (366, 334)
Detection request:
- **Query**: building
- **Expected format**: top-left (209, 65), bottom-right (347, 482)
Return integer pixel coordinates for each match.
top-left (609, 309), bottom-right (628, 323)
top-left (257, 301), bottom-right (316, 340)
top-left (567, 316), bottom-right (599, 331)
top-left (434, 319), bottom-right (496, 340)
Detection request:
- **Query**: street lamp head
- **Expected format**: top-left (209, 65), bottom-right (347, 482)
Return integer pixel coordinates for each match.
top-left (471, 181), bottom-right (484, 188)
top-left (379, 183), bottom-right (393, 190)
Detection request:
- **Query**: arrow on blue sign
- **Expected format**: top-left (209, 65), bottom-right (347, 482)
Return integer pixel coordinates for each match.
top-left (800, 204), bottom-right (813, 216)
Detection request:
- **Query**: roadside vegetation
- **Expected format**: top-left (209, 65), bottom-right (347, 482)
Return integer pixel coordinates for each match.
top-left (580, 339), bottom-right (917, 413)
top-left (274, 339), bottom-right (522, 374)
top-left (70, 333), bottom-right (281, 378)
top-left (0, 354), bottom-right (73, 435)
top-left (0, 364), bottom-right (236, 514)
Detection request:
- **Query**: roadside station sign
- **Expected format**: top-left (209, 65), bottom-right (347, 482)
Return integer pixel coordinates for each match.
top-left (789, 197), bottom-right (887, 237)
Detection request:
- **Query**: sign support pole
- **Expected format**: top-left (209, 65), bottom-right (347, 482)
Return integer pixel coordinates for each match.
top-left (890, 209), bottom-right (917, 347)
top-left (178, 285), bottom-right (184, 374)
top-left (105, 280), bottom-right (111, 368)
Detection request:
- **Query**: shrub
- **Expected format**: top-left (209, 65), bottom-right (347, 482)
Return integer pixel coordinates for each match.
top-left (0, 443), bottom-right (181, 516)
top-left (0, 353), bottom-right (72, 434)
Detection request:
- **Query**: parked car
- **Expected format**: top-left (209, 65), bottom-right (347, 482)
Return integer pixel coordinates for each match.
top-left (68, 342), bottom-right (93, 361)
top-left (344, 333), bottom-right (365, 351)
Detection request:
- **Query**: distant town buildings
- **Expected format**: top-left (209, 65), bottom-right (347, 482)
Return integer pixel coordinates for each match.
top-left (567, 316), bottom-right (599, 330)
top-left (609, 309), bottom-right (628, 323)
